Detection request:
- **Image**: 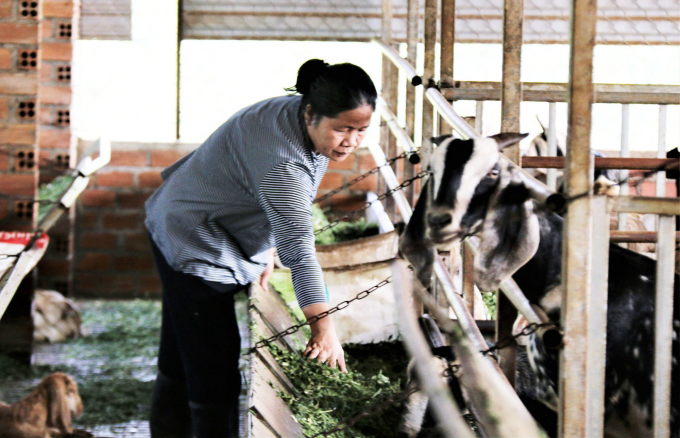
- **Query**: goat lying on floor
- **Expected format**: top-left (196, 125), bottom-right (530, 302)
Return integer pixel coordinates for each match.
top-left (400, 133), bottom-right (679, 437)
top-left (32, 290), bottom-right (84, 344)
top-left (0, 373), bottom-right (89, 438)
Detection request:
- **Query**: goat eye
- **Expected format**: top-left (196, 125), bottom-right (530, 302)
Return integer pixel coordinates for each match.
top-left (487, 169), bottom-right (500, 177)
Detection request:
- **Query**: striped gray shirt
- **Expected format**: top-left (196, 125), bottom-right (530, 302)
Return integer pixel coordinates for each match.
top-left (145, 95), bottom-right (330, 308)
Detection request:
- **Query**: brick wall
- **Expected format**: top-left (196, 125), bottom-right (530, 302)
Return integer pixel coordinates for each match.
top-left (0, 0), bottom-right (41, 360)
top-left (71, 143), bottom-right (383, 298)
top-left (35, 0), bottom-right (73, 296)
top-left (73, 142), bottom-right (197, 298)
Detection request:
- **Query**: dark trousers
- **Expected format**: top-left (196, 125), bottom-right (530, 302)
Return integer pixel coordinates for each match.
top-left (149, 237), bottom-right (244, 437)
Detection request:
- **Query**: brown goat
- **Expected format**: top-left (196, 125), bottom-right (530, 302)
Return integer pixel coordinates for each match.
top-left (0, 373), bottom-right (86, 438)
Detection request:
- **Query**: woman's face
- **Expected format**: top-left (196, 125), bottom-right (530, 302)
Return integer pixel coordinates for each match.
top-left (305, 104), bottom-right (373, 162)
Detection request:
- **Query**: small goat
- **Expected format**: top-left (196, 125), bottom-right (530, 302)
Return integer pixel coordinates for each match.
top-left (0, 373), bottom-right (86, 438)
top-left (32, 290), bottom-right (84, 344)
top-left (400, 133), bottom-right (679, 437)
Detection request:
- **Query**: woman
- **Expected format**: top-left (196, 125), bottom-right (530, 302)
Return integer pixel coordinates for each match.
top-left (145, 59), bottom-right (377, 437)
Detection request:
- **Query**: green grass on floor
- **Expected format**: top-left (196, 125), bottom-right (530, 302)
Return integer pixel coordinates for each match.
top-left (0, 300), bottom-right (162, 427)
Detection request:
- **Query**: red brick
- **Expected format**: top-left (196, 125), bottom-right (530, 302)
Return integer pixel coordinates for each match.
top-left (319, 172), bottom-right (343, 190)
top-left (40, 20), bottom-right (53, 39)
top-left (77, 211), bottom-right (98, 228)
top-left (80, 188), bottom-right (116, 207)
top-left (0, 125), bottom-right (34, 145)
top-left (0, 151), bottom-right (8, 171)
top-left (347, 173), bottom-right (378, 191)
top-left (97, 171), bottom-right (134, 188)
top-left (80, 231), bottom-right (117, 250)
top-left (37, 258), bottom-right (69, 276)
top-left (110, 151), bottom-right (146, 167)
top-left (140, 276), bottom-right (162, 295)
top-left (0, 23), bottom-right (38, 44)
top-left (0, 2), bottom-right (11, 18)
top-left (38, 107), bottom-right (51, 125)
top-left (327, 153), bottom-right (356, 171)
top-left (639, 180), bottom-right (678, 197)
top-left (0, 96), bottom-right (8, 118)
top-left (38, 129), bottom-right (70, 148)
top-left (113, 255), bottom-right (153, 272)
top-left (78, 252), bottom-right (110, 271)
top-left (39, 63), bottom-right (51, 81)
top-left (330, 194), bottom-right (367, 212)
top-left (41, 42), bottom-right (71, 61)
top-left (40, 86), bottom-right (71, 105)
top-left (118, 192), bottom-right (151, 209)
top-left (139, 171), bottom-right (162, 188)
top-left (0, 48), bottom-right (10, 69)
top-left (75, 274), bottom-right (135, 296)
top-left (0, 174), bottom-right (35, 196)
top-left (0, 198), bottom-right (7, 221)
top-left (43, 1), bottom-right (74, 18)
top-left (124, 232), bottom-right (151, 253)
top-left (150, 149), bottom-right (186, 167)
top-left (0, 75), bottom-right (38, 95)
top-left (102, 212), bottom-right (143, 229)
top-left (358, 153), bottom-right (377, 172)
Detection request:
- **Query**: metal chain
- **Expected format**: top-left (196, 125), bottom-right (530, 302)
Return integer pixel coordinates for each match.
top-left (480, 322), bottom-right (557, 357)
top-left (314, 170), bottom-right (429, 236)
top-left (313, 151), bottom-right (413, 205)
top-left (245, 277), bottom-right (393, 355)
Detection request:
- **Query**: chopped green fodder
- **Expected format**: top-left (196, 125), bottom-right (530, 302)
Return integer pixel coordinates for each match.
top-left (268, 342), bottom-right (408, 437)
top-left (37, 175), bottom-right (75, 221)
top-left (482, 291), bottom-right (497, 320)
top-left (313, 205), bottom-right (379, 246)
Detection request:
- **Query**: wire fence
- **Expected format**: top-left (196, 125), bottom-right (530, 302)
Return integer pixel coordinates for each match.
top-left (178, 0), bottom-right (679, 45)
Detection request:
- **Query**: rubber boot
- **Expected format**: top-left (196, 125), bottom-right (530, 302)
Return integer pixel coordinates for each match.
top-left (149, 371), bottom-right (193, 438)
top-left (189, 401), bottom-right (239, 438)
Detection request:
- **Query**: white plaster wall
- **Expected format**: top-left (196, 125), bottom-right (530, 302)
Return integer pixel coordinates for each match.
top-left (71, 0), bottom-right (179, 143)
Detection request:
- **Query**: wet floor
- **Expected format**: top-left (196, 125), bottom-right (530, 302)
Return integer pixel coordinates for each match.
top-left (0, 298), bottom-right (251, 438)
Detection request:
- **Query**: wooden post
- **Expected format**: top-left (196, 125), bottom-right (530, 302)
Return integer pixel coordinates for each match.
top-left (497, 0), bottom-right (524, 387)
top-left (421, 0), bottom-right (438, 167)
top-left (560, 0), bottom-right (598, 432)
top-left (439, 0), bottom-right (455, 136)
top-left (381, 0), bottom-right (394, 217)
top-left (404, 0), bottom-right (419, 205)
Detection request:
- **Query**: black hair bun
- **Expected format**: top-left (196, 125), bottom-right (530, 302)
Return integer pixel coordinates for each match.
top-left (294, 59), bottom-right (329, 95)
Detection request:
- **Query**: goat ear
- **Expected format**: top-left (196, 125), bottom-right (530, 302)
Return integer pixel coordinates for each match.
top-left (473, 181), bottom-right (540, 291)
top-left (431, 134), bottom-right (453, 146)
top-left (48, 374), bottom-right (73, 434)
top-left (489, 133), bottom-right (528, 151)
top-left (536, 115), bottom-right (547, 133)
top-left (399, 179), bottom-right (436, 288)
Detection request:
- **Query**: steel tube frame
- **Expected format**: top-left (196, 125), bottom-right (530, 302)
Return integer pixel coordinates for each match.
top-left (392, 261), bottom-right (476, 438)
top-left (547, 102), bottom-right (558, 190)
top-left (371, 38), bottom-right (422, 86)
top-left (404, 0), bottom-right (419, 204)
top-left (657, 105), bottom-right (667, 199)
top-left (654, 215), bottom-right (676, 438)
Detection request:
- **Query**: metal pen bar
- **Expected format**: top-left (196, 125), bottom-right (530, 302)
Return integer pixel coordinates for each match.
top-left (392, 261), bottom-right (475, 438)
top-left (371, 38), bottom-right (422, 86)
top-left (657, 105), bottom-right (667, 199)
top-left (367, 143), bottom-right (414, 220)
top-left (653, 215), bottom-right (676, 438)
top-left (587, 196), bottom-right (610, 436)
top-left (406, 264), bottom-right (544, 438)
top-left (377, 97), bottom-right (416, 153)
top-left (620, 104), bottom-right (630, 240)
top-left (610, 196), bottom-right (680, 215)
top-left (547, 102), bottom-right (558, 190)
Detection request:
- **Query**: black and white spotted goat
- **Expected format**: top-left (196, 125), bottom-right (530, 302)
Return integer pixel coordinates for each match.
top-left (400, 133), bottom-right (679, 437)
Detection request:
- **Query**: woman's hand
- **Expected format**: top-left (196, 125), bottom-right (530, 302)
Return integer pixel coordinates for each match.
top-left (259, 248), bottom-right (275, 291)
top-left (302, 303), bottom-right (347, 373)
